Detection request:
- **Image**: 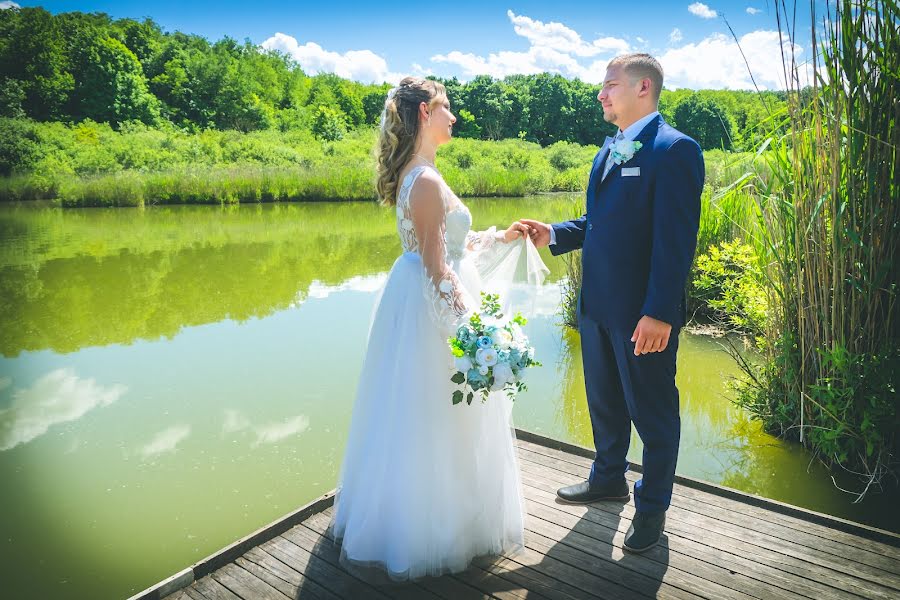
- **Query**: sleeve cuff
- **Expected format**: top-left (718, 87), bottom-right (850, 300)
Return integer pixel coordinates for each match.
top-left (549, 226), bottom-right (557, 246)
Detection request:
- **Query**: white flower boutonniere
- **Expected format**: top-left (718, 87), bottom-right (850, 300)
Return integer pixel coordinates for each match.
top-left (610, 139), bottom-right (643, 165)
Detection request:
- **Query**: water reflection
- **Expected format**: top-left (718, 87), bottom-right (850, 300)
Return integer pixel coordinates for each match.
top-left (0, 367), bottom-right (127, 450)
top-left (0, 198), bottom-right (572, 357)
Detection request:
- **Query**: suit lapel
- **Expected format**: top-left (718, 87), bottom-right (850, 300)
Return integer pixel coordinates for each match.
top-left (587, 136), bottom-right (614, 193)
top-left (599, 114), bottom-right (662, 185)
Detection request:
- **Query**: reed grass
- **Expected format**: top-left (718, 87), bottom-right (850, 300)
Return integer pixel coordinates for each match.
top-left (725, 0), bottom-right (899, 499)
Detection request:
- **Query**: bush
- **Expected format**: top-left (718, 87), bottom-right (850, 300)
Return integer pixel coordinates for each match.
top-left (691, 239), bottom-right (768, 335)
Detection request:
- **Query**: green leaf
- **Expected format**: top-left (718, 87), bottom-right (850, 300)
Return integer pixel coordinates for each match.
top-left (451, 372), bottom-right (465, 385)
top-left (452, 390), bottom-right (464, 405)
top-left (466, 392), bottom-right (474, 405)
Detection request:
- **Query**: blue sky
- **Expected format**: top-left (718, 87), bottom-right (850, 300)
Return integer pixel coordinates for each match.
top-left (21, 1), bottom-right (820, 89)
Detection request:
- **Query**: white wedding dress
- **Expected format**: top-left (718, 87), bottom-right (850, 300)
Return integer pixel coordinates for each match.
top-left (329, 165), bottom-right (548, 580)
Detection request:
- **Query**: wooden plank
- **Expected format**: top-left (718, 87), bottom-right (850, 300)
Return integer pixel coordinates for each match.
top-left (518, 441), bottom-right (900, 569)
top-left (234, 554), bottom-right (339, 600)
top-left (209, 562), bottom-right (290, 600)
top-left (261, 535), bottom-right (391, 599)
top-left (190, 575), bottom-right (243, 600)
top-left (519, 457), bottom-right (897, 599)
top-left (516, 444), bottom-right (900, 577)
top-left (525, 495), bottom-right (805, 600)
top-left (303, 510), bottom-right (491, 600)
top-left (315, 508), bottom-right (579, 600)
top-left (515, 434), bottom-right (900, 554)
top-left (313, 506), bottom-right (551, 600)
top-left (282, 518), bottom-right (443, 600)
top-left (183, 588), bottom-right (211, 600)
top-left (239, 547), bottom-right (332, 598)
top-left (472, 553), bottom-right (599, 600)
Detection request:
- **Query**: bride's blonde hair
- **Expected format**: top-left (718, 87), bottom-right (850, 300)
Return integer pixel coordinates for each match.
top-left (376, 77), bottom-right (447, 206)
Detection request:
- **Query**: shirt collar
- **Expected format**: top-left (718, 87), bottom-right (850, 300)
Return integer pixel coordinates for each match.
top-left (618, 111), bottom-right (660, 142)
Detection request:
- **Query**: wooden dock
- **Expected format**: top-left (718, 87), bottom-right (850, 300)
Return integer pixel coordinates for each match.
top-left (131, 430), bottom-right (900, 600)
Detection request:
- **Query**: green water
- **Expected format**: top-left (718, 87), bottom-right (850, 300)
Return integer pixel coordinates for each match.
top-left (0, 200), bottom-right (896, 600)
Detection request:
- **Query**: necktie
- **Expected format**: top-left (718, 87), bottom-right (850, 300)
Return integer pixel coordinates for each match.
top-left (602, 132), bottom-right (625, 180)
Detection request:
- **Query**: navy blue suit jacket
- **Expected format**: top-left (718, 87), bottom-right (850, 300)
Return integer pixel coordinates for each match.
top-left (551, 115), bottom-right (704, 331)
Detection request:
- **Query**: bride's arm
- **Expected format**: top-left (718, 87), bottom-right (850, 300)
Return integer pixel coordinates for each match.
top-left (466, 222), bottom-right (529, 251)
top-left (409, 172), bottom-right (473, 337)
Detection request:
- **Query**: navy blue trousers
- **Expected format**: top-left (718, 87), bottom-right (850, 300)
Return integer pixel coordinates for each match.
top-left (579, 311), bottom-right (681, 513)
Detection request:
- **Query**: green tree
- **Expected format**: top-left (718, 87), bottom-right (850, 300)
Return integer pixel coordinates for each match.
top-left (671, 93), bottom-right (734, 150)
top-left (0, 7), bottom-right (74, 120)
top-left (312, 104), bottom-right (345, 141)
top-left (67, 24), bottom-right (160, 126)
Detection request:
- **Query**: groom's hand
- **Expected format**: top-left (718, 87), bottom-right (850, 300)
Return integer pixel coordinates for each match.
top-left (631, 316), bottom-right (672, 356)
top-left (520, 219), bottom-right (551, 248)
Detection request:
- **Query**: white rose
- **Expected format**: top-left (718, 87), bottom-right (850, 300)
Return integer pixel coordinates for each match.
top-left (454, 356), bottom-right (473, 373)
top-left (476, 347), bottom-right (498, 367)
top-left (490, 328), bottom-right (513, 348)
top-left (479, 365), bottom-right (489, 376)
top-left (491, 362), bottom-right (514, 390)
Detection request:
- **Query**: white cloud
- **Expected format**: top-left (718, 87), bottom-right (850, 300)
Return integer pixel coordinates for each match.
top-left (506, 10), bottom-right (629, 57)
top-left (746, 7), bottom-right (762, 15)
top-left (689, 2), bottom-right (718, 19)
top-left (660, 30), bottom-right (805, 90)
top-left (433, 11), bottom-right (627, 83)
top-left (260, 33), bottom-right (402, 84)
top-left (141, 424), bottom-right (191, 458)
top-left (0, 2), bottom-right (21, 9)
top-left (670, 28), bottom-right (684, 43)
top-left (0, 369), bottom-right (126, 451)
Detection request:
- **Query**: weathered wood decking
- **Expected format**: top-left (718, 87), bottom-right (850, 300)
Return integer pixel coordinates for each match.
top-left (132, 430), bottom-right (900, 600)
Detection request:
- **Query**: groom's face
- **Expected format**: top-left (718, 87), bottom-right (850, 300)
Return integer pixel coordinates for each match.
top-left (598, 66), bottom-right (639, 127)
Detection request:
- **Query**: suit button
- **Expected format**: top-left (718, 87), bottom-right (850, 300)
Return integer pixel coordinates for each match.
top-left (588, 223), bottom-right (593, 230)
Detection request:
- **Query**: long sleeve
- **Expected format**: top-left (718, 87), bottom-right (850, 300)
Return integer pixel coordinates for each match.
top-left (549, 216), bottom-right (587, 256)
top-left (408, 176), bottom-right (473, 338)
top-left (640, 138), bottom-right (704, 326)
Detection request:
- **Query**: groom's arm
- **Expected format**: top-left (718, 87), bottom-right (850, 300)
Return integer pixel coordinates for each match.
top-left (549, 216), bottom-right (587, 256)
top-left (640, 138), bottom-right (704, 326)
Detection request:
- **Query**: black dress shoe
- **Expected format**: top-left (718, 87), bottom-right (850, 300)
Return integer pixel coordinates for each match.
top-left (624, 510), bottom-right (666, 553)
top-left (556, 479), bottom-right (629, 504)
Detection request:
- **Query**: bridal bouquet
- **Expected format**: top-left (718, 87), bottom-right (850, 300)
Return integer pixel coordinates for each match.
top-left (448, 292), bottom-right (541, 405)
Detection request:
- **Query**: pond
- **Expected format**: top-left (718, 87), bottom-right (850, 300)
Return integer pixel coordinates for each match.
top-left (0, 199), bottom-right (895, 600)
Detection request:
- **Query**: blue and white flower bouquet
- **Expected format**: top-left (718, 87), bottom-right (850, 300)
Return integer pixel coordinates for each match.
top-left (448, 292), bottom-right (541, 405)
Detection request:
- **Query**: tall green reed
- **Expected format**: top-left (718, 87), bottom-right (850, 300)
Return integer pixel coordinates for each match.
top-left (726, 0), bottom-right (898, 500)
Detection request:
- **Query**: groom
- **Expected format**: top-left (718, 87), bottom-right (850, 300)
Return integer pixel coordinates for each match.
top-left (523, 53), bottom-right (704, 553)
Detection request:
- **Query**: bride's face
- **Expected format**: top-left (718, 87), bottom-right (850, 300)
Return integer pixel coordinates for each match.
top-left (421, 95), bottom-right (456, 146)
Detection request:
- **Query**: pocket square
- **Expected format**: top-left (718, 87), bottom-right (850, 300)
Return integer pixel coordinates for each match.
top-left (621, 167), bottom-right (640, 177)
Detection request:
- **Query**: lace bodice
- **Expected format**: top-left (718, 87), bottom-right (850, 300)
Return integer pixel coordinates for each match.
top-left (395, 165), bottom-right (503, 336)
top-left (396, 166), bottom-right (479, 260)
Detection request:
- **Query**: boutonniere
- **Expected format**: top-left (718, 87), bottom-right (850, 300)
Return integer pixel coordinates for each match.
top-left (610, 139), bottom-right (642, 165)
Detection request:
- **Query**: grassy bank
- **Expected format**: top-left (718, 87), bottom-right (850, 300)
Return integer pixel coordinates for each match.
top-left (0, 118), bottom-right (744, 207)
top-left (0, 119), bottom-right (601, 206)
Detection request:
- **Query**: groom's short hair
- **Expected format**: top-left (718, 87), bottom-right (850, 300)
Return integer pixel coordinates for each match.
top-left (608, 54), bottom-right (664, 103)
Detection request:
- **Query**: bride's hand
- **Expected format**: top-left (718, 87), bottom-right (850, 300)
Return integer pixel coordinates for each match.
top-left (503, 221), bottom-right (530, 243)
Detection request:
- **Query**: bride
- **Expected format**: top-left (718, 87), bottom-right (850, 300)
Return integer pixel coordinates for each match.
top-left (328, 76), bottom-right (548, 580)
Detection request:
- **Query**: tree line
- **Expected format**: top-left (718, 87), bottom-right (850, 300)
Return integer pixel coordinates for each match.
top-left (2, 7), bottom-right (787, 151)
